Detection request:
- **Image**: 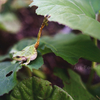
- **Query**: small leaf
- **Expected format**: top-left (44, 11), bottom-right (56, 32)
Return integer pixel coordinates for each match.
top-left (30, 0), bottom-right (100, 40)
top-left (0, 62), bottom-right (20, 96)
top-left (11, 0), bottom-right (31, 9)
top-left (0, 54), bottom-right (10, 61)
top-left (54, 68), bottom-right (97, 100)
top-left (9, 76), bottom-right (73, 100)
top-left (0, 13), bottom-right (21, 33)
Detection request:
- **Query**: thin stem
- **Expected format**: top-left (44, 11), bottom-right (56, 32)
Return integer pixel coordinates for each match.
top-left (34, 23), bottom-right (45, 49)
top-left (87, 37), bottom-right (97, 87)
top-left (34, 15), bottom-right (50, 49)
top-left (87, 60), bottom-right (96, 87)
top-left (86, 14), bottom-right (99, 87)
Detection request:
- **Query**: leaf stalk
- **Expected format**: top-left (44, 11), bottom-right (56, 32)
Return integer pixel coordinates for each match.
top-left (87, 14), bottom-right (98, 87)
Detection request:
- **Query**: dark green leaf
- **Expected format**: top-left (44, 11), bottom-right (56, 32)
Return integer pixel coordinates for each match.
top-left (89, 83), bottom-right (100, 98)
top-left (40, 34), bottom-right (100, 64)
top-left (26, 52), bottom-right (44, 70)
top-left (0, 62), bottom-right (20, 96)
top-left (54, 68), bottom-right (97, 100)
top-left (30, 0), bottom-right (100, 40)
top-left (9, 76), bottom-right (73, 100)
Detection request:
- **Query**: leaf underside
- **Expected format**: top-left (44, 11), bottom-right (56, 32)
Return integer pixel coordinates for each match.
top-left (40, 33), bottom-right (100, 64)
top-left (30, 0), bottom-right (100, 40)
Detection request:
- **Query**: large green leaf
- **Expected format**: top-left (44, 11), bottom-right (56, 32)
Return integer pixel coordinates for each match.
top-left (10, 34), bottom-right (100, 64)
top-left (40, 33), bottom-right (100, 64)
top-left (9, 76), bottom-right (73, 100)
top-left (54, 68), bottom-right (97, 100)
top-left (30, 0), bottom-right (100, 40)
top-left (0, 62), bottom-right (19, 96)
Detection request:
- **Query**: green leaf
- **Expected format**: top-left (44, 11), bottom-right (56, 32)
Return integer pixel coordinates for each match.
top-left (26, 52), bottom-right (44, 70)
top-left (10, 39), bottom-right (43, 70)
top-left (0, 62), bottom-right (19, 96)
top-left (10, 39), bottom-right (36, 57)
top-left (89, 83), bottom-right (100, 98)
top-left (91, 0), bottom-right (100, 13)
top-left (0, 54), bottom-right (10, 61)
top-left (32, 69), bottom-right (46, 79)
top-left (38, 42), bottom-right (52, 55)
top-left (9, 76), bottom-right (73, 100)
top-left (0, 13), bottom-right (21, 33)
top-left (54, 68), bottom-right (97, 100)
top-left (30, 0), bottom-right (100, 40)
top-left (11, 39), bottom-right (36, 51)
top-left (11, 34), bottom-right (100, 65)
top-left (40, 33), bottom-right (100, 64)
top-left (94, 64), bottom-right (100, 77)
top-left (11, 0), bottom-right (31, 9)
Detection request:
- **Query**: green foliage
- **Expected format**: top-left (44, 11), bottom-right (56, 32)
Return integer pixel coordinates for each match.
top-left (11, 0), bottom-right (31, 9)
top-left (0, 13), bottom-right (21, 33)
top-left (10, 39), bottom-right (44, 71)
top-left (11, 39), bottom-right (36, 51)
top-left (26, 52), bottom-right (44, 71)
top-left (10, 33), bottom-right (100, 65)
top-left (32, 69), bottom-right (46, 79)
top-left (91, 0), bottom-right (100, 13)
top-left (8, 68), bottom-right (97, 100)
top-left (40, 33), bottom-right (100, 64)
top-left (0, 54), bottom-right (10, 61)
top-left (0, 52), bottom-right (43, 96)
top-left (0, 0), bottom-right (100, 98)
top-left (89, 83), bottom-right (100, 98)
top-left (0, 62), bottom-right (19, 96)
top-left (30, 0), bottom-right (100, 40)
top-left (54, 68), bottom-right (97, 100)
top-left (1, 33), bottom-right (100, 96)
top-left (8, 76), bottom-right (73, 100)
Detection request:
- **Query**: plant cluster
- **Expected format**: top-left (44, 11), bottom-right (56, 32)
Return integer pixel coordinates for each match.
top-left (0, 0), bottom-right (100, 100)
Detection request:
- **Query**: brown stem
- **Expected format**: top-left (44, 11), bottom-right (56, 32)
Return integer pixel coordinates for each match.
top-left (34, 15), bottom-right (50, 49)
